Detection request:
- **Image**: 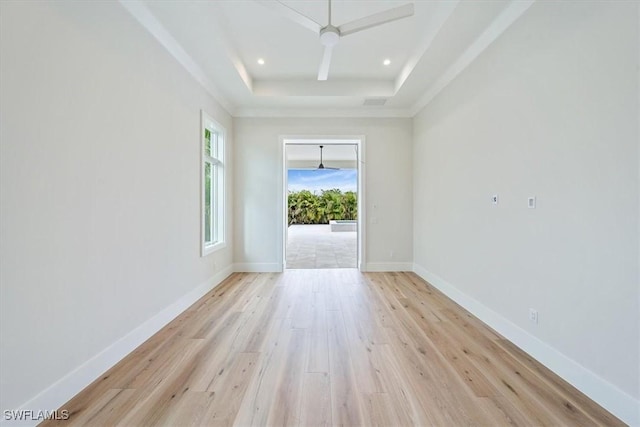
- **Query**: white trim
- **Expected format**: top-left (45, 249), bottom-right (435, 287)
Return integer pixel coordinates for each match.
top-left (118, 0), bottom-right (535, 120)
top-left (409, 0), bottom-right (535, 116)
top-left (281, 139), bottom-right (287, 272)
top-left (357, 140), bottom-right (366, 272)
top-left (281, 136), bottom-right (366, 273)
top-left (235, 107), bottom-right (412, 119)
top-left (203, 241), bottom-right (226, 256)
top-left (201, 110), bottom-right (226, 257)
top-left (117, 0), bottom-right (234, 114)
top-left (412, 263), bottom-right (640, 426)
top-left (365, 262), bottom-right (413, 272)
top-left (394, 0), bottom-right (459, 93)
top-left (233, 263), bottom-right (282, 273)
top-left (3, 266), bottom-right (234, 427)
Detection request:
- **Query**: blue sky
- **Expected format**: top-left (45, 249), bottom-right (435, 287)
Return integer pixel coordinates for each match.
top-left (288, 169), bottom-right (357, 193)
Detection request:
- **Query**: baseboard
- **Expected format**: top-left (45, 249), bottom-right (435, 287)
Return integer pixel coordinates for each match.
top-left (364, 262), bottom-right (413, 272)
top-left (3, 265), bottom-right (234, 427)
top-left (412, 263), bottom-right (640, 426)
top-left (233, 262), bottom-right (282, 272)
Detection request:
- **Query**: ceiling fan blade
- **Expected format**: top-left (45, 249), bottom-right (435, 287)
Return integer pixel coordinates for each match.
top-left (256, 0), bottom-right (322, 34)
top-left (317, 45), bottom-right (333, 81)
top-left (338, 3), bottom-right (414, 37)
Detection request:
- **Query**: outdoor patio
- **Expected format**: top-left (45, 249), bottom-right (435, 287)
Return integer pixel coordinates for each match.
top-left (286, 224), bottom-right (357, 269)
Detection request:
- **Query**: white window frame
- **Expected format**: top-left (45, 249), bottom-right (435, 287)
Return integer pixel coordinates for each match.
top-left (201, 110), bottom-right (226, 256)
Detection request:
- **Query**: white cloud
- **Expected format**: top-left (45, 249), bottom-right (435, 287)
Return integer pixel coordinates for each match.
top-left (288, 169), bottom-right (357, 193)
top-left (298, 170), bottom-right (345, 182)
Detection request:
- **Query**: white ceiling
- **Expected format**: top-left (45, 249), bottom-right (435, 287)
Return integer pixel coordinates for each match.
top-left (124, 0), bottom-right (533, 117)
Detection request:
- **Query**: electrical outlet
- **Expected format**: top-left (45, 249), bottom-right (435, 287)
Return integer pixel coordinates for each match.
top-left (492, 194), bottom-right (499, 205)
top-left (529, 308), bottom-right (538, 324)
top-left (528, 196), bottom-right (536, 209)
top-left (390, 250), bottom-right (394, 259)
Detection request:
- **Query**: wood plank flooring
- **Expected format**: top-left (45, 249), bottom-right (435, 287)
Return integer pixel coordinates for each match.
top-left (41, 270), bottom-right (623, 426)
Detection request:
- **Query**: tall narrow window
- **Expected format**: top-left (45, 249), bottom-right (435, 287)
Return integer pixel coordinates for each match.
top-left (201, 111), bottom-right (225, 255)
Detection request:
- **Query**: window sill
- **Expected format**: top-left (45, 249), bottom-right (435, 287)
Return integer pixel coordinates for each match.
top-left (202, 241), bottom-right (226, 257)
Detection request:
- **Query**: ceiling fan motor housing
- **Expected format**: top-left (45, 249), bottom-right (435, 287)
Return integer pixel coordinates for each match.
top-left (320, 26), bottom-right (340, 46)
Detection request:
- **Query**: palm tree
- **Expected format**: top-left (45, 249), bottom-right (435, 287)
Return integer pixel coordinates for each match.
top-left (288, 189), bottom-right (357, 225)
top-left (343, 191), bottom-right (357, 220)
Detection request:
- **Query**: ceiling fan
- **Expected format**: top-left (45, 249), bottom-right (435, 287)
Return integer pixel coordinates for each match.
top-left (259, 0), bottom-right (415, 80)
top-left (317, 145), bottom-right (339, 170)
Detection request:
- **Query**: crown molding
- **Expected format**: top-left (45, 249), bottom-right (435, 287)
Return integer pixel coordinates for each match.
top-left (410, 0), bottom-right (535, 116)
top-left (118, 0), bottom-right (236, 115)
top-left (233, 107), bottom-right (413, 119)
top-left (395, 0), bottom-right (460, 93)
top-left (119, 0), bottom-right (536, 121)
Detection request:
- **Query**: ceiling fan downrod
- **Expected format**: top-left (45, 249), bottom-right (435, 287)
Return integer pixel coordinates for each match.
top-left (319, 145), bottom-right (325, 169)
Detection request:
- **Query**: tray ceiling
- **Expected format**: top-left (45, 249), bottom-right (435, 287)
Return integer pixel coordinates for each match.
top-left (123, 0), bottom-right (534, 117)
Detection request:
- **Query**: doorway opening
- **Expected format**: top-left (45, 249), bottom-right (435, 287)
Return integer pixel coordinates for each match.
top-left (282, 138), bottom-right (364, 270)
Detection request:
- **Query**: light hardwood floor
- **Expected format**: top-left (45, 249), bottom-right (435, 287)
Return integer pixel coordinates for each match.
top-left (42, 270), bottom-right (623, 426)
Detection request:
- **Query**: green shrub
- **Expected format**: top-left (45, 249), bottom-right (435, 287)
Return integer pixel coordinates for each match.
top-left (288, 189), bottom-right (357, 225)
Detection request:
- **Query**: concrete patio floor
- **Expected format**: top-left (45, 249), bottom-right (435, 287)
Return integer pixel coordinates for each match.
top-left (286, 224), bottom-right (357, 269)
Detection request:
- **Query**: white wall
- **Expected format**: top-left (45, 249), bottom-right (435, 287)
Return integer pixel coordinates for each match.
top-left (2, 0), bottom-right (637, 424)
top-left (0, 1), bottom-right (233, 412)
top-left (413, 0), bottom-right (639, 421)
top-left (234, 118), bottom-right (413, 271)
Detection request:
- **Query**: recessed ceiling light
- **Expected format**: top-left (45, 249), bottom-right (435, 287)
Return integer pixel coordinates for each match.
top-left (383, 59), bottom-right (391, 66)
top-left (257, 58), bottom-right (265, 65)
